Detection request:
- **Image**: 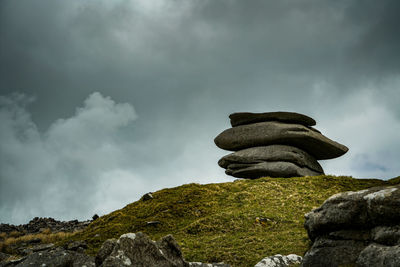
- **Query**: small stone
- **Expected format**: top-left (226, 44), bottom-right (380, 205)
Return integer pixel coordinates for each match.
top-left (146, 221), bottom-right (161, 226)
top-left (92, 214), bottom-right (99, 221)
top-left (66, 240), bottom-right (87, 251)
top-left (31, 243), bottom-right (54, 252)
top-left (142, 192), bottom-right (154, 201)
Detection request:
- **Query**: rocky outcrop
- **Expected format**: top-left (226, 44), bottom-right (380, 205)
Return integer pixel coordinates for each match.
top-left (302, 184), bottom-right (400, 267)
top-left (215, 111), bottom-right (348, 179)
top-left (1, 232), bottom-right (231, 267)
top-left (254, 254), bottom-right (302, 267)
top-left (98, 232), bottom-right (230, 267)
top-left (0, 217), bottom-right (91, 235)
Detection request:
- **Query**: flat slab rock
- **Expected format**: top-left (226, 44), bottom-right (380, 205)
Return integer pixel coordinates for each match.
top-left (214, 121), bottom-right (348, 160)
top-left (302, 184), bottom-right (400, 266)
top-left (225, 161), bottom-right (322, 179)
top-left (229, 112), bottom-right (316, 127)
top-left (219, 145), bottom-right (323, 174)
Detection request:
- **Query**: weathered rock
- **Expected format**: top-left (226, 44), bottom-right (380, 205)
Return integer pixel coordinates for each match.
top-left (229, 112), bottom-right (316, 127)
top-left (302, 238), bottom-right (365, 267)
top-left (101, 232), bottom-right (189, 267)
top-left (14, 247), bottom-right (95, 267)
top-left (254, 254), bottom-right (302, 267)
top-left (31, 243), bottom-right (54, 252)
top-left (66, 240), bottom-right (87, 251)
top-left (189, 263), bottom-right (230, 267)
top-left (302, 184), bottom-right (400, 266)
top-left (215, 121), bottom-right (348, 160)
top-left (225, 161), bottom-right (322, 179)
top-left (371, 225), bottom-right (400, 245)
top-left (0, 217), bottom-right (91, 235)
top-left (0, 252), bottom-right (10, 262)
top-left (219, 145), bottom-right (323, 173)
top-left (304, 184), bottom-right (400, 241)
top-left (356, 243), bottom-right (400, 267)
top-left (95, 238), bottom-right (117, 266)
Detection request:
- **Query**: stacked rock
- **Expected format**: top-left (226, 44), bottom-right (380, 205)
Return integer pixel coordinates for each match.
top-left (214, 111), bottom-right (348, 179)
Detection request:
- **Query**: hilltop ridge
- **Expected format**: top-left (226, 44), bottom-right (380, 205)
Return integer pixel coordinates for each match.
top-left (62, 175), bottom-right (399, 266)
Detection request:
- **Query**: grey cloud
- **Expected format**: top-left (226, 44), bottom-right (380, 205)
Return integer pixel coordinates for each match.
top-left (1, 0), bottom-right (400, 223)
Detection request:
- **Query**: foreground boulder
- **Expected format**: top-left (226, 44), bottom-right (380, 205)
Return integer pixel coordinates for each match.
top-left (302, 184), bottom-right (400, 267)
top-left (100, 232), bottom-right (188, 266)
top-left (97, 232), bottom-right (230, 267)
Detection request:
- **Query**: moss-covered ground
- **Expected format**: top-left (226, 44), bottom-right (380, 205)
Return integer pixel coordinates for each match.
top-left (63, 175), bottom-right (400, 267)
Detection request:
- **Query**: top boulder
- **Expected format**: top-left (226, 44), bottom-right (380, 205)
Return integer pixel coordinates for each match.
top-left (229, 111), bottom-right (316, 127)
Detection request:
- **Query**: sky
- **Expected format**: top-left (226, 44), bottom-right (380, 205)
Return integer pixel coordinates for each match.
top-left (1, 0), bottom-right (399, 224)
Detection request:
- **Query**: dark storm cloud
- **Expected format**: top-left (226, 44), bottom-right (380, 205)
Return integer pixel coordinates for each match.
top-left (1, 0), bottom-right (400, 223)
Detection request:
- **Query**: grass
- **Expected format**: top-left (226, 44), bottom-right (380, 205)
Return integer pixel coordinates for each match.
top-left (0, 229), bottom-right (77, 255)
top-left (59, 175), bottom-right (399, 267)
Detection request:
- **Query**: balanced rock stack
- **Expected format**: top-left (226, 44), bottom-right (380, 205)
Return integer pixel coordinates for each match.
top-left (214, 112), bottom-right (348, 179)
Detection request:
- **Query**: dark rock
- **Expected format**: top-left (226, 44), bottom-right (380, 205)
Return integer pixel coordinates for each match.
top-left (371, 225), bottom-right (400, 246)
top-left (27, 238), bottom-right (41, 244)
top-left (101, 232), bottom-right (189, 267)
top-left (95, 238), bottom-right (117, 266)
top-left (0, 256), bottom-right (26, 266)
top-left (219, 145), bottom-right (323, 173)
top-left (31, 243), bottom-right (54, 252)
top-left (92, 214), bottom-right (99, 220)
top-left (0, 217), bottom-right (92, 235)
top-left (302, 238), bottom-right (365, 267)
top-left (225, 161), bottom-right (321, 179)
top-left (0, 252), bottom-right (10, 262)
top-left (214, 121), bottom-right (348, 160)
top-left (66, 240), bottom-right (87, 251)
top-left (0, 224), bottom-right (20, 235)
top-left (218, 145), bottom-right (324, 179)
top-left (356, 243), bottom-right (400, 267)
top-left (142, 192), bottom-right (154, 201)
top-left (302, 184), bottom-right (400, 266)
top-left (229, 112), bottom-right (316, 127)
top-left (146, 221), bottom-right (161, 226)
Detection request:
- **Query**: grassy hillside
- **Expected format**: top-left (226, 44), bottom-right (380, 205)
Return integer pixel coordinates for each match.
top-left (65, 175), bottom-right (400, 267)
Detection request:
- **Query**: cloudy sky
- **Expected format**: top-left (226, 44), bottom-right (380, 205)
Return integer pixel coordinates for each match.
top-left (1, 0), bottom-right (399, 224)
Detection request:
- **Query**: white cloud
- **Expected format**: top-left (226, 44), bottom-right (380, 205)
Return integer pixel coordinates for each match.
top-left (0, 92), bottom-right (139, 224)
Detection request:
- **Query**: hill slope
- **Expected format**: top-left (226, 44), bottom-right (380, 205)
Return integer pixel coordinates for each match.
top-left (66, 175), bottom-right (400, 266)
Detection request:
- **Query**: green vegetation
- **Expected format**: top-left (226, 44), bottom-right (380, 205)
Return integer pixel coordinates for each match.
top-left (64, 175), bottom-right (399, 267)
